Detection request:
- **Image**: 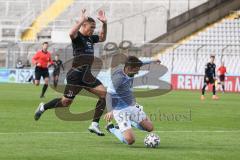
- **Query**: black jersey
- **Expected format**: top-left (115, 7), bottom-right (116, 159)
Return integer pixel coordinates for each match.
top-left (205, 62), bottom-right (216, 78)
top-left (53, 60), bottom-right (64, 72)
top-left (71, 31), bottom-right (99, 68)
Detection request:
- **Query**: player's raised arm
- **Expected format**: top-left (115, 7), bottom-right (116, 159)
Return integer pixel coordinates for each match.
top-left (97, 10), bottom-right (107, 42)
top-left (69, 9), bottom-right (88, 40)
top-left (140, 57), bottom-right (161, 65)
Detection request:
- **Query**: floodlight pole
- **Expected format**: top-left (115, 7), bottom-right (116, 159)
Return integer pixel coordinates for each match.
top-left (143, 15), bottom-right (147, 43)
top-left (221, 45), bottom-right (230, 63)
top-left (195, 45), bottom-right (206, 73)
top-left (120, 21), bottom-right (124, 42)
top-left (171, 44), bottom-right (182, 72)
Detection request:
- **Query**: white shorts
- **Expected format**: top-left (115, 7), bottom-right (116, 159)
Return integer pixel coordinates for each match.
top-left (113, 104), bottom-right (147, 133)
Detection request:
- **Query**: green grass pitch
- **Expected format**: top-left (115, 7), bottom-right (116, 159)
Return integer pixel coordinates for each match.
top-left (0, 84), bottom-right (239, 160)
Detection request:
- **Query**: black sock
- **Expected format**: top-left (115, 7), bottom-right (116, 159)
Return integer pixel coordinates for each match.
top-left (202, 84), bottom-right (207, 95)
top-left (41, 84), bottom-right (48, 97)
top-left (44, 98), bottom-right (62, 110)
top-left (213, 85), bottom-right (216, 95)
top-left (28, 75), bottom-right (33, 82)
top-left (54, 80), bottom-right (58, 88)
top-left (93, 98), bottom-right (106, 123)
top-left (222, 85), bottom-right (225, 92)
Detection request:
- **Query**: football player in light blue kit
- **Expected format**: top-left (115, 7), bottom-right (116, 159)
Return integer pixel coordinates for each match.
top-left (104, 56), bottom-right (160, 145)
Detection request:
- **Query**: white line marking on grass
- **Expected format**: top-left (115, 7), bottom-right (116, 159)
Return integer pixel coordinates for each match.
top-left (0, 131), bottom-right (89, 135)
top-left (154, 130), bottom-right (240, 133)
top-left (0, 130), bottom-right (240, 135)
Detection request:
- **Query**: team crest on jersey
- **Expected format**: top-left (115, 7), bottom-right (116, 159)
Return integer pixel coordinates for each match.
top-left (86, 41), bottom-right (92, 47)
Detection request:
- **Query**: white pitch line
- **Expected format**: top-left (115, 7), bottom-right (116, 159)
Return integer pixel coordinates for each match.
top-left (0, 130), bottom-right (239, 135)
top-left (0, 131), bottom-right (89, 135)
top-left (154, 130), bottom-right (240, 133)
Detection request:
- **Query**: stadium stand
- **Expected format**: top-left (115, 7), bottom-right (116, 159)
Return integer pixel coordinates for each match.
top-left (1, 0), bottom-right (239, 74)
top-left (21, 0), bottom-right (74, 41)
top-left (23, 0), bottom-right (209, 42)
top-left (0, 43), bottom-right (8, 67)
top-left (158, 11), bottom-right (240, 75)
top-left (0, 0), bottom-right (210, 43)
top-left (0, 0), bottom-right (56, 41)
top-left (0, 0), bottom-right (211, 68)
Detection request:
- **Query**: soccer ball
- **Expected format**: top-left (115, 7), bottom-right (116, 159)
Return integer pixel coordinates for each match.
top-left (144, 133), bottom-right (160, 148)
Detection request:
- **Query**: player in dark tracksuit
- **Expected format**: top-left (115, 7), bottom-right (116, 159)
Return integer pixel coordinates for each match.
top-left (52, 54), bottom-right (64, 88)
top-left (201, 55), bottom-right (219, 100)
top-left (34, 9), bottom-right (108, 136)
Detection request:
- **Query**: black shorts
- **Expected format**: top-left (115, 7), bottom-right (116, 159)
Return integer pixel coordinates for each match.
top-left (53, 70), bottom-right (60, 76)
top-left (35, 67), bottom-right (49, 80)
top-left (204, 76), bottom-right (215, 84)
top-left (219, 75), bottom-right (225, 82)
top-left (63, 68), bottom-right (102, 99)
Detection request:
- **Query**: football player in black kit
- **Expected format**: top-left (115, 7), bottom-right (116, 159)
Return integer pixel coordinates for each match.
top-left (34, 9), bottom-right (107, 136)
top-left (201, 55), bottom-right (219, 100)
top-left (52, 54), bottom-right (64, 88)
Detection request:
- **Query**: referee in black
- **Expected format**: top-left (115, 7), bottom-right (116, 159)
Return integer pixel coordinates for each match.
top-left (201, 55), bottom-right (219, 100)
top-left (34, 9), bottom-right (107, 136)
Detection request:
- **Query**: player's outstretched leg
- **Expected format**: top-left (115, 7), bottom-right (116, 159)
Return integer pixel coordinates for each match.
top-left (88, 98), bottom-right (106, 136)
top-left (87, 85), bottom-right (106, 136)
top-left (130, 104), bottom-right (153, 131)
top-left (131, 121), bottom-right (145, 130)
top-left (106, 123), bottom-right (135, 145)
top-left (34, 97), bottom-right (71, 121)
top-left (131, 118), bottom-right (153, 132)
top-left (34, 102), bottom-right (45, 121)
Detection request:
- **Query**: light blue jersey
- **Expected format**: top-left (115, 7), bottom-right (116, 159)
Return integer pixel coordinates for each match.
top-left (106, 58), bottom-right (154, 110)
top-left (107, 69), bottom-right (135, 110)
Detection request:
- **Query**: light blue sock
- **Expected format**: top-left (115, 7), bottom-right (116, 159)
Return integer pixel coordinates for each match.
top-left (109, 128), bottom-right (128, 144)
top-left (131, 121), bottom-right (146, 131)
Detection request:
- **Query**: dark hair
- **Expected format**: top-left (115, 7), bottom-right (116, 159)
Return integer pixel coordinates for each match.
top-left (87, 17), bottom-right (95, 23)
top-left (210, 55), bottom-right (215, 58)
top-left (42, 42), bottom-right (48, 45)
top-left (125, 56), bottom-right (143, 68)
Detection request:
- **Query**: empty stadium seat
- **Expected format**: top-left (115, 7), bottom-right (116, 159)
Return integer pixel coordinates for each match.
top-left (159, 11), bottom-right (240, 75)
